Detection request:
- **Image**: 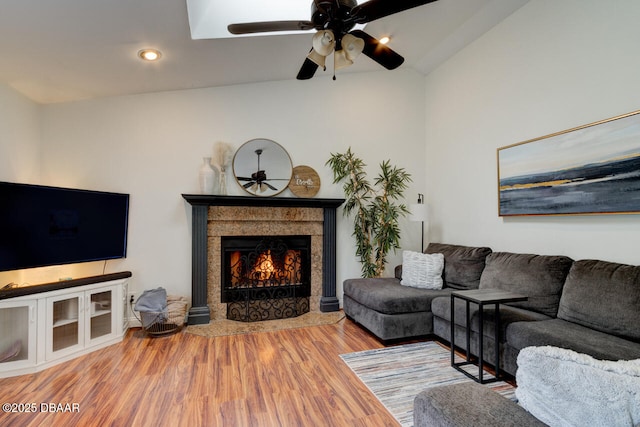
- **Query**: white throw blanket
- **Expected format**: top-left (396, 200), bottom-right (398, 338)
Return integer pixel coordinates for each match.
top-left (515, 346), bottom-right (640, 427)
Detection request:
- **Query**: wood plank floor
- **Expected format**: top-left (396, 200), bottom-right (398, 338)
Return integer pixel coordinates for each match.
top-left (0, 316), bottom-right (410, 427)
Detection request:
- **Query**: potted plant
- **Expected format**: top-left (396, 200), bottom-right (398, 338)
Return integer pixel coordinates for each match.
top-left (327, 148), bottom-right (412, 278)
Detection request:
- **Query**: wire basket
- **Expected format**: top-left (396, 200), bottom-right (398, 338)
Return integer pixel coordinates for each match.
top-left (135, 295), bottom-right (189, 337)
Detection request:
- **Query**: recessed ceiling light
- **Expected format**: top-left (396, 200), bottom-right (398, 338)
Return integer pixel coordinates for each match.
top-left (138, 49), bottom-right (162, 61)
top-left (379, 36), bottom-right (390, 45)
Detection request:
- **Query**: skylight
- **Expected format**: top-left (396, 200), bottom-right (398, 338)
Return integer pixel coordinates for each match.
top-left (186, 0), bottom-right (363, 39)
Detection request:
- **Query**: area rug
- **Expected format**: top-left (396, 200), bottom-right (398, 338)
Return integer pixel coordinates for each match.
top-left (185, 311), bottom-right (345, 338)
top-left (340, 341), bottom-right (516, 427)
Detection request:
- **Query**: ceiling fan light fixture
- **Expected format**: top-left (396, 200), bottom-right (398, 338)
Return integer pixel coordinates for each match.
top-left (341, 33), bottom-right (364, 61)
top-left (311, 30), bottom-right (335, 56)
top-left (334, 49), bottom-right (354, 70)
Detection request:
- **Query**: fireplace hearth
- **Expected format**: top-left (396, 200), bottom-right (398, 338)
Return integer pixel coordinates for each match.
top-left (182, 195), bottom-right (345, 325)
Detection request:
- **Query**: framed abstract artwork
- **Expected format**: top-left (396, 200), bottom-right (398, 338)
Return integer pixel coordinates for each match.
top-left (497, 109), bottom-right (640, 216)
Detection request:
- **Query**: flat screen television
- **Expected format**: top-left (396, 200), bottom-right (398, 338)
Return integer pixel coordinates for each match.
top-left (0, 181), bottom-right (129, 272)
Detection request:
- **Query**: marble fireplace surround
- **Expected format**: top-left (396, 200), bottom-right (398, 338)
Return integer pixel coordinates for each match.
top-left (182, 195), bottom-right (345, 325)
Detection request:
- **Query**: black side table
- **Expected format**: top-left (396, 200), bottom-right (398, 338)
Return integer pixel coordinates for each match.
top-left (450, 289), bottom-right (527, 383)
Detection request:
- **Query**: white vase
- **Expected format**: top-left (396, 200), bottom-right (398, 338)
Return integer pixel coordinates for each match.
top-left (218, 169), bottom-right (228, 195)
top-left (199, 157), bottom-right (215, 194)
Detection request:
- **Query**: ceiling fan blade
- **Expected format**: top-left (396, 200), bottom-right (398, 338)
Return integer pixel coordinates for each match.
top-left (297, 57), bottom-right (320, 80)
top-left (228, 20), bottom-right (314, 35)
top-left (263, 182), bottom-right (279, 191)
top-left (352, 0), bottom-right (439, 24)
top-left (350, 30), bottom-right (404, 70)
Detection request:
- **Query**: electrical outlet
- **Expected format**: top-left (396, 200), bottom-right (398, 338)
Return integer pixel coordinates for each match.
top-left (128, 292), bottom-right (136, 304)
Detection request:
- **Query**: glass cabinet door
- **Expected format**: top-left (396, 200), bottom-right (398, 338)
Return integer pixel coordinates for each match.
top-left (0, 300), bottom-right (36, 371)
top-left (47, 294), bottom-right (84, 358)
top-left (88, 289), bottom-right (112, 341)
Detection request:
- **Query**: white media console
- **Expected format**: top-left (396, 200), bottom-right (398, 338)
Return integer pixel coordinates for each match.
top-left (0, 272), bottom-right (131, 378)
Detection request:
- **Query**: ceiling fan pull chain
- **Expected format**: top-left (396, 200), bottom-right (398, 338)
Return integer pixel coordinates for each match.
top-left (333, 53), bottom-right (337, 80)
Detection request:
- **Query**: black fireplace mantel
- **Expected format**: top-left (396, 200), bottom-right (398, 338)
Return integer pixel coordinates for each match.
top-left (182, 194), bottom-right (345, 325)
top-left (182, 194), bottom-right (345, 209)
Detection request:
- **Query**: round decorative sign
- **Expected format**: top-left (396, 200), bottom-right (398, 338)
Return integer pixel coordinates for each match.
top-left (289, 165), bottom-right (321, 198)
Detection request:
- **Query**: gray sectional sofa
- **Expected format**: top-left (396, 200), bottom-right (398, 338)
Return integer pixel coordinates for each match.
top-left (344, 242), bottom-right (640, 426)
top-left (343, 243), bottom-right (492, 341)
top-left (432, 250), bottom-right (571, 375)
top-left (433, 251), bottom-right (640, 376)
top-left (343, 242), bottom-right (640, 372)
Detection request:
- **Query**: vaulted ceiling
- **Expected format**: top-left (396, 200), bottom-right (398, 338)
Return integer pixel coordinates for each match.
top-left (0, 0), bottom-right (528, 104)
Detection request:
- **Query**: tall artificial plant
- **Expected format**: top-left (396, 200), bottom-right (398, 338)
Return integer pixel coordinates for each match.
top-left (327, 148), bottom-right (412, 278)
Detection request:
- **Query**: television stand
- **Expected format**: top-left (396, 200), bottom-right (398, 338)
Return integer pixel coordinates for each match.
top-left (0, 272), bottom-right (131, 378)
top-left (0, 272), bottom-right (131, 300)
top-left (1, 283), bottom-right (18, 291)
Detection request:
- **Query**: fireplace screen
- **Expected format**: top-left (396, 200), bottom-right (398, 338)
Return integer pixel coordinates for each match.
top-left (221, 236), bottom-right (311, 321)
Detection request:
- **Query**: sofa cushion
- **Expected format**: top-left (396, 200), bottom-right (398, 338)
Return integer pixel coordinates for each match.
top-left (343, 277), bottom-right (451, 315)
top-left (343, 295), bottom-right (434, 340)
top-left (515, 346), bottom-right (640, 427)
top-left (478, 252), bottom-right (573, 317)
top-left (425, 243), bottom-right (492, 290)
top-left (506, 318), bottom-right (640, 361)
top-left (414, 382), bottom-right (546, 427)
top-left (401, 251), bottom-right (444, 289)
top-left (557, 259), bottom-right (640, 342)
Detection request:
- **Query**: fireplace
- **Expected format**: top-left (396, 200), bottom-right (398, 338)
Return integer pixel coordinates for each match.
top-left (182, 195), bottom-right (345, 325)
top-left (221, 235), bottom-right (311, 321)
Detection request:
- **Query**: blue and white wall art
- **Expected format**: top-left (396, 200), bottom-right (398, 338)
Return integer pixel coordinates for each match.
top-left (498, 110), bottom-right (640, 216)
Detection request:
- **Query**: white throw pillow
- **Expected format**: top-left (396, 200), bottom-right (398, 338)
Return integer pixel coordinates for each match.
top-left (400, 251), bottom-right (444, 289)
top-left (516, 346), bottom-right (640, 427)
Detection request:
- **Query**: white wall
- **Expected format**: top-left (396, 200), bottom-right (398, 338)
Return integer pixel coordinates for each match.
top-left (424, 0), bottom-right (640, 265)
top-left (0, 84), bottom-right (40, 183)
top-left (10, 69), bottom-right (425, 302)
top-left (0, 85), bottom-right (42, 286)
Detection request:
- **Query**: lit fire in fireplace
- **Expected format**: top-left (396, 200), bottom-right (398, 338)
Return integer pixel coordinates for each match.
top-left (254, 250), bottom-right (275, 281)
top-left (229, 249), bottom-right (302, 287)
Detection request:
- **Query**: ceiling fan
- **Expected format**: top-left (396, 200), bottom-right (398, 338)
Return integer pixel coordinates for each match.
top-left (228, 0), bottom-right (439, 80)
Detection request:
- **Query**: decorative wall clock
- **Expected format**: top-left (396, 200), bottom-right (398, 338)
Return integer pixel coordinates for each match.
top-left (232, 138), bottom-right (293, 197)
top-left (289, 165), bottom-right (321, 198)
